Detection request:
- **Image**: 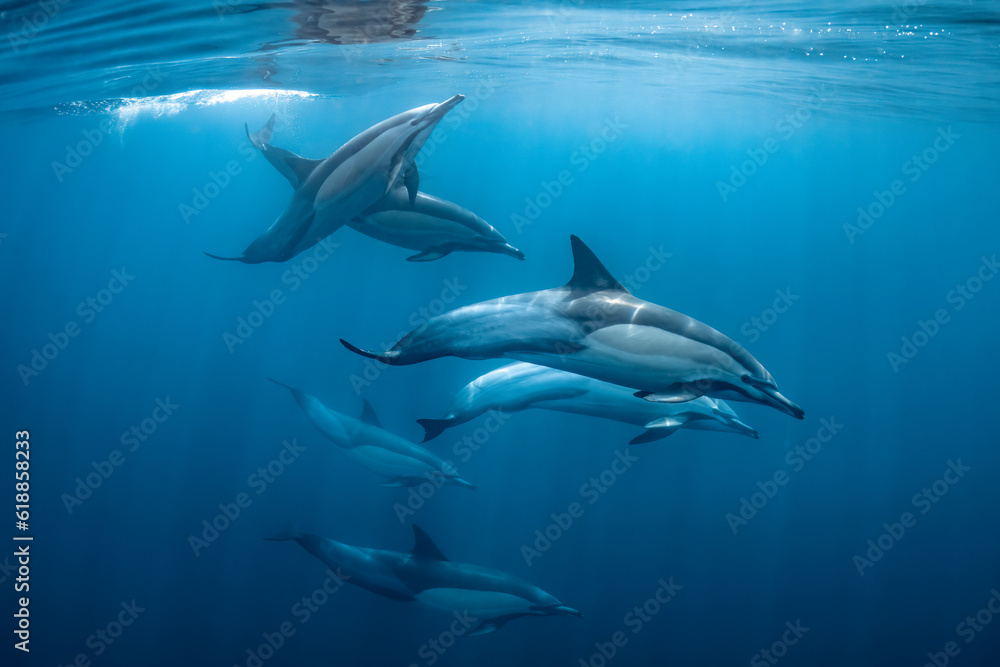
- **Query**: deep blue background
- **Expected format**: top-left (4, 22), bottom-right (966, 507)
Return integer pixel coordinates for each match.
top-left (2, 3), bottom-right (1000, 666)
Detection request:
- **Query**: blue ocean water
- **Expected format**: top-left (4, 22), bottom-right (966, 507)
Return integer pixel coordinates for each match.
top-left (2, 1), bottom-right (1000, 665)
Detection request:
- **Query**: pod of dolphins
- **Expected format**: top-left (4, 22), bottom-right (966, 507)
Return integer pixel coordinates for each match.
top-left (206, 96), bottom-right (523, 263)
top-left (211, 96), bottom-right (804, 635)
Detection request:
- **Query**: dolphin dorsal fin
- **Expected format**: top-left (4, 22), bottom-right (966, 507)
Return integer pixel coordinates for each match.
top-left (564, 235), bottom-right (629, 293)
top-left (359, 399), bottom-right (383, 428)
top-left (411, 526), bottom-right (449, 561)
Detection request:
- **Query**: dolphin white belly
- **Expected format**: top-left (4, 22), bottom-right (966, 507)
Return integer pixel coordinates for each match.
top-left (418, 361), bottom-right (758, 443)
top-left (511, 323), bottom-right (749, 390)
top-left (349, 188), bottom-right (524, 261)
top-left (415, 589), bottom-right (536, 618)
top-left (340, 444), bottom-right (439, 481)
top-left (354, 210), bottom-right (477, 249)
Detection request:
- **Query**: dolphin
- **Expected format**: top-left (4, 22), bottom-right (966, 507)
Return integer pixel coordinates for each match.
top-left (270, 380), bottom-right (474, 488)
top-left (348, 186), bottom-right (525, 261)
top-left (340, 236), bottom-right (804, 420)
top-left (236, 113), bottom-right (522, 262)
top-left (267, 525), bottom-right (581, 635)
top-left (205, 95), bottom-right (464, 263)
top-left (416, 361), bottom-right (759, 444)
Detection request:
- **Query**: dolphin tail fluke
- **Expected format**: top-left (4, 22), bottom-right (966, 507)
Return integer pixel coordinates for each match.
top-left (340, 339), bottom-right (397, 364)
top-left (245, 113), bottom-right (276, 151)
top-left (416, 418), bottom-right (453, 442)
top-left (245, 115), bottom-right (323, 189)
top-left (265, 523), bottom-right (301, 541)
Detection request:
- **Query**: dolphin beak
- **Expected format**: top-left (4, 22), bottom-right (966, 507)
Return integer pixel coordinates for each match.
top-left (503, 244), bottom-right (526, 260)
top-left (551, 605), bottom-right (583, 617)
top-left (711, 408), bottom-right (759, 438)
top-left (729, 418), bottom-right (760, 439)
top-left (452, 476), bottom-right (477, 490)
top-left (437, 94), bottom-right (465, 112)
top-left (742, 375), bottom-right (804, 420)
top-left (418, 94), bottom-right (464, 126)
top-left (761, 387), bottom-right (805, 420)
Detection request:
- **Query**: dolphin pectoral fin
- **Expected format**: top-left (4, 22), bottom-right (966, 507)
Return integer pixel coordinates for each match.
top-left (386, 152), bottom-right (408, 196)
top-left (340, 339), bottom-right (397, 364)
top-left (264, 523), bottom-right (301, 541)
top-left (380, 476), bottom-right (452, 488)
top-left (635, 383), bottom-right (707, 403)
top-left (468, 622), bottom-right (499, 636)
top-left (403, 164), bottom-right (419, 205)
top-left (383, 475), bottom-right (475, 489)
top-left (644, 416), bottom-right (686, 430)
top-left (416, 418), bottom-right (453, 442)
top-left (632, 415), bottom-right (686, 444)
top-left (406, 249), bottom-right (449, 262)
top-left (380, 477), bottom-right (420, 487)
top-left (629, 428), bottom-right (675, 444)
top-left (203, 251), bottom-right (246, 262)
top-left (469, 615), bottom-right (523, 636)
